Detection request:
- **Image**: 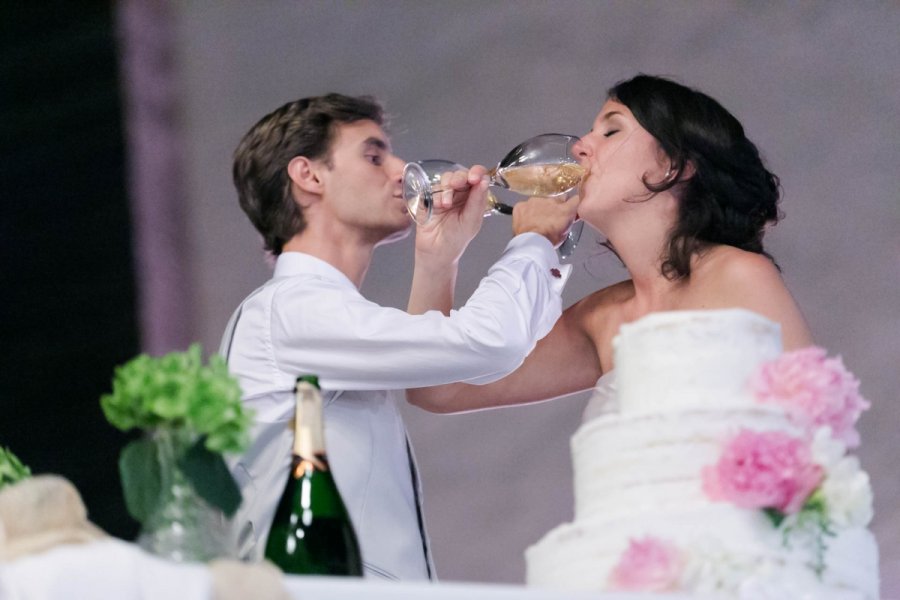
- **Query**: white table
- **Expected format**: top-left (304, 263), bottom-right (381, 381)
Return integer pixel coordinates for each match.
top-left (0, 539), bottom-right (677, 600)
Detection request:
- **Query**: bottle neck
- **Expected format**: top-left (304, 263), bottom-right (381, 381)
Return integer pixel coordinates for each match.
top-left (293, 381), bottom-right (326, 463)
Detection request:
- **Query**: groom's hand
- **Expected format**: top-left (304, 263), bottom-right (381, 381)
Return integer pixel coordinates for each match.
top-left (414, 165), bottom-right (489, 267)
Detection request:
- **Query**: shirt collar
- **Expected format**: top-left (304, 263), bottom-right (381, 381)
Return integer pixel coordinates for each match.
top-left (272, 251), bottom-right (358, 290)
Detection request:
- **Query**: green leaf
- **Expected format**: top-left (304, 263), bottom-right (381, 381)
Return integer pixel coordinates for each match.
top-left (763, 507), bottom-right (786, 527)
top-left (804, 491), bottom-right (827, 514)
top-left (179, 437), bottom-right (242, 517)
top-left (0, 447), bottom-right (32, 489)
top-left (119, 438), bottom-right (163, 524)
top-left (205, 420), bottom-right (251, 455)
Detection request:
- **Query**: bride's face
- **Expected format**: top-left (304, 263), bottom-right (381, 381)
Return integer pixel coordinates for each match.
top-left (573, 100), bottom-right (670, 226)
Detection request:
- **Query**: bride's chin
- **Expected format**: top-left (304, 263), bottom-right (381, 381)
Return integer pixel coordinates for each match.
top-left (575, 203), bottom-right (609, 226)
top-left (581, 205), bottom-right (631, 239)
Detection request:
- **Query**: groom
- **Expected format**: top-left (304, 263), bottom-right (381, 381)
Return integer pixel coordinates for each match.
top-left (220, 93), bottom-right (578, 580)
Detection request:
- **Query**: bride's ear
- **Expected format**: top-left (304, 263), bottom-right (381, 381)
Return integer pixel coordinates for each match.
top-left (665, 159), bottom-right (696, 185)
top-left (287, 156), bottom-right (324, 196)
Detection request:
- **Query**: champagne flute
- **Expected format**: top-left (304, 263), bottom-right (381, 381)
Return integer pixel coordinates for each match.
top-left (403, 133), bottom-right (586, 257)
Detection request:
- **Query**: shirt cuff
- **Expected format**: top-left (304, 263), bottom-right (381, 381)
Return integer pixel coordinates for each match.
top-left (503, 232), bottom-right (573, 293)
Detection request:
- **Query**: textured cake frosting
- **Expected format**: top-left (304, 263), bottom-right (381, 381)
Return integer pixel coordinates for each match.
top-left (525, 309), bottom-right (879, 599)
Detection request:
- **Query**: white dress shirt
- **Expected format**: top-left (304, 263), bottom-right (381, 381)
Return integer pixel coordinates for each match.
top-left (220, 233), bottom-right (569, 581)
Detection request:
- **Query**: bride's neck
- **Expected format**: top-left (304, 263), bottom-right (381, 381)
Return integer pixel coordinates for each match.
top-left (605, 222), bottom-right (683, 314)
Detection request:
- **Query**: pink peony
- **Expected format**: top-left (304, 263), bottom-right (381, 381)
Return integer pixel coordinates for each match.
top-left (703, 429), bottom-right (823, 514)
top-left (750, 346), bottom-right (870, 448)
top-left (607, 536), bottom-right (684, 592)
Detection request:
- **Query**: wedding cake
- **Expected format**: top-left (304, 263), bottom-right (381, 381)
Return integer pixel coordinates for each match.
top-left (525, 309), bottom-right (879, 599)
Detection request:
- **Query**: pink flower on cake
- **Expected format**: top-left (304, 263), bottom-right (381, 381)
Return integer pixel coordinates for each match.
top-left (702, 429), bottom-right (823, 515)
top-left (750, 346), bottom-right (870, 448)
top-left (608, 536), bottom-right (684, 592)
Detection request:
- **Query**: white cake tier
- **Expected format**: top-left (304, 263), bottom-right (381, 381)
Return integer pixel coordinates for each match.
top-left (572, 407), bottom-right (798, 520)
top-left (614, 309), bottom-right (782, 415)
top-left (525, 505), bottom-right (878, 599)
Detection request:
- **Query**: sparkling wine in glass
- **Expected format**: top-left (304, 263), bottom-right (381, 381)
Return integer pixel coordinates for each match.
top-left (403, 134), bottom-right (585, 225)
top-left (403, 134), bottom-right (586, 258)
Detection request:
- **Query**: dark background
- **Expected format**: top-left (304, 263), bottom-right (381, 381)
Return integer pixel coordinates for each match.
top-left (2, 2), bottom-right (139, 539)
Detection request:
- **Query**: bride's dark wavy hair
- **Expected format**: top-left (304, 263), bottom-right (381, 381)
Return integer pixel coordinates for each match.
top-left (608, 74), bottom-right (782, 279)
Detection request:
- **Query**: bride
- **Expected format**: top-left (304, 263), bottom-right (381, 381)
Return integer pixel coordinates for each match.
top-left (407, 74), bottom-right (812, 413)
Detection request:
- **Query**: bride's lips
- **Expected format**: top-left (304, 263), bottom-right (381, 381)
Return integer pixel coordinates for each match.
top-left (575, 167), bottom-right (590, 198)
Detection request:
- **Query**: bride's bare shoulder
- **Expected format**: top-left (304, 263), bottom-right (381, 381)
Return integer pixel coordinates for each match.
top-left (696, 245), bottom-right (784, 290)
top-left (692, 245), bottom-right (812, 348)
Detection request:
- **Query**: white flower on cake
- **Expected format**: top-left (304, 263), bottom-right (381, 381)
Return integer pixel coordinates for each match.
top-left (820, 459), bottom-right (874, 529)
top-left (679, 537), bottom-right (763, 594)
top-left (810, 426), bottom-right (847, 468)
top-left (810, 426), bottom-right (874, 529)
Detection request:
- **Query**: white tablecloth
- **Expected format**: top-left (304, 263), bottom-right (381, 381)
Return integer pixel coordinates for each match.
top-left (0, 539), bottom-right (679, 600)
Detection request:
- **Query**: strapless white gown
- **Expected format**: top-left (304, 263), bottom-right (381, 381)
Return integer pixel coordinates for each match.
top-left (580, 370), bottom-right (617, 423)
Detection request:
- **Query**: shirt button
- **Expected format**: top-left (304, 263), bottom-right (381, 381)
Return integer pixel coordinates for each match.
top-left (550, 268), bottom-right (561, 279)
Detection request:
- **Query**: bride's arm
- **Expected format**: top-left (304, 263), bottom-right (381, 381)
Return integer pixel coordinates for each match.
top-left (406, 296), bottom-right (602, 414)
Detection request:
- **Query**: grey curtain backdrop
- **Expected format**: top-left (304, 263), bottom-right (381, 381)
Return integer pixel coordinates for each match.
top-left (118, 1), bottom-right (900, 594)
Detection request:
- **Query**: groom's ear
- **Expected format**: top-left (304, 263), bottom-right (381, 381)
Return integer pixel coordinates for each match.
top-left (287, 156), bottom-right (325, 196)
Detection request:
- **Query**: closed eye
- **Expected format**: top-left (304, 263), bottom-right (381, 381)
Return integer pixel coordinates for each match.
top-left (603, 130), bottom-right (620, 138)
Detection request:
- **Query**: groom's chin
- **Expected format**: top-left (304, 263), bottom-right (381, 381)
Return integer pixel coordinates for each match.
top-left (376, 221), bottom-right (413, 247)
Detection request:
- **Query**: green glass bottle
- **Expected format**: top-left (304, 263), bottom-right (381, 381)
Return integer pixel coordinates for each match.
top-left (264, 375), bottom-right (363, 576)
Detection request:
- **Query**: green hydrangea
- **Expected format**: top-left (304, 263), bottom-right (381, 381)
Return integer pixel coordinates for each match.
top-left (0, 446), bottom-right (32, 490)
top-left (100, 344), bottom-right (252, 455)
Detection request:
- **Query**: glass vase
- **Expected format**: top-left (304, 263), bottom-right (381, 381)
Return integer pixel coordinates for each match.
top-left (136, 428), bottom-right (227, 562)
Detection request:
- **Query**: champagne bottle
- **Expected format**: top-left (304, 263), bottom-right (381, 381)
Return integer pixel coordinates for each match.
top-left (264, 375), bottom-right (363, 576)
